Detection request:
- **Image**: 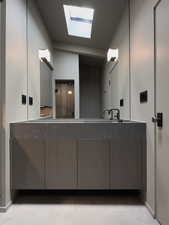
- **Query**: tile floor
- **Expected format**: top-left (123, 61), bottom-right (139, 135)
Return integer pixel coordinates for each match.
top-left (0, 191), bottom-right (159, 225)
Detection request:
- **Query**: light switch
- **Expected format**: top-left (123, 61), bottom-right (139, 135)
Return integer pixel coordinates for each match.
top-left (21, 95), bottom-right (26, 105)
top-left (140, 91), bottom-right (148, 103)
top-left (120, 99), bottom-right (124, 107)
top-left (29, 97), bottom-right (33, 105)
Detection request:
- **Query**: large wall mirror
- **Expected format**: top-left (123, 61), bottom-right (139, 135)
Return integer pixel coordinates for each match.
top-left (27, 0), bottom-right (130, 121)
top-left (40, 59), bottom-right (53, 118)
top-left (102, 1), bottom-right (130, 120)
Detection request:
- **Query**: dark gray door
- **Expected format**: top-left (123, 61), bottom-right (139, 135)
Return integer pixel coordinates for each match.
top-left (55, 81), bottom-right (75, 118)
top-left (155, 1), bottom-right (169, 224)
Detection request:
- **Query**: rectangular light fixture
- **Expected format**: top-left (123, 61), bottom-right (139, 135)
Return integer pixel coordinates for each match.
top-left (39, 49), bottom-right (51, 62)
top-left (107, 49), bottom-right (119, 62)
top-left (63, 5), bottom-right (94, 39)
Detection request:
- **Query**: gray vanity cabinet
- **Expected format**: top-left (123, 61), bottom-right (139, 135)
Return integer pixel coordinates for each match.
top-left (46, 139), bottom-right (77, 189)
top-left (11, 122), bottom-right (146, 191)
top-left (110, 130), bottom-right (142, 189)
top-left (77, 139), bottom-right (110, 189)
top-left (12, 138), bottom-right (45, 189)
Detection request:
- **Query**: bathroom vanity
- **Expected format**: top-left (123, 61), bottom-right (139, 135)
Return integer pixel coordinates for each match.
top-left (10, 119), bottom-right (146, 191)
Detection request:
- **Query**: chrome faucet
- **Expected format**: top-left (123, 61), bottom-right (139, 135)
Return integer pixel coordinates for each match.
top-left (108, 108), bottom-right (121, 121)
top-left (102, 109), bottom-right (110, 118)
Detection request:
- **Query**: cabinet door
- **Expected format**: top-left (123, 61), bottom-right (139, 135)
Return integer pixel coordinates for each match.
top-left (12, 138), bottom-right (45, 189)
top-left (110, 135), bottom-right (142, 189)
top-left (46, 139), bottom-right (77, 189)
top-left (78, 139), bottom-right (110, 189)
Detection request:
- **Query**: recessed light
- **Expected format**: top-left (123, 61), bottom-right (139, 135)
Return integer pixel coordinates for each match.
top-left (68, 90), bottom-right (73, 95)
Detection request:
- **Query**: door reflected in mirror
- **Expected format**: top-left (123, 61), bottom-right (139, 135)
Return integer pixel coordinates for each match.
top-left (55, 80), bottom-right (75, 119)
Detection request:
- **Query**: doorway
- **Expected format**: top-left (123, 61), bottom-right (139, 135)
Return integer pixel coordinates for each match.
top-left (154, 0), bottom-right (169, 224)
top-left (55, 80), bottom-right (75, 118)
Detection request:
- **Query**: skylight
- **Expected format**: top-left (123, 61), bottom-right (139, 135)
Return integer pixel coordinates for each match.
top-left (63, 5), bottom-right (94, 39)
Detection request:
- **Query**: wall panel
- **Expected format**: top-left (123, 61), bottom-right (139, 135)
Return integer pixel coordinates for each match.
top-left (130, 0), bottom-right (159, 214)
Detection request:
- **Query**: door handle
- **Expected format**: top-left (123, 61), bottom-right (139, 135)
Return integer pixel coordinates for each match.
top-left (152, 113), bottom-right (163, 128)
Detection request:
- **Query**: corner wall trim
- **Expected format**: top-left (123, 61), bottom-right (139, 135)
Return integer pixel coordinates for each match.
top-left (0, 201), bottom-right (12, 213)
top-left (145, 201), bottom-right (155, 218)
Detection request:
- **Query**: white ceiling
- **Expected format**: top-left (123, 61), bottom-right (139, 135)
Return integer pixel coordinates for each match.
top-left (35, 0), bottom-right (127, 51)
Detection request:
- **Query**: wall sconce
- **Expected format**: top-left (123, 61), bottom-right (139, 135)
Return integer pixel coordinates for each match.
top-left (39, 49), bottom-right (51, 63)
top-left (39, 49), bottom-right (54, 71)
top-left (107, 48), bottom-right (119, 73)
top-left (107, 48), bottom-right (119, 62)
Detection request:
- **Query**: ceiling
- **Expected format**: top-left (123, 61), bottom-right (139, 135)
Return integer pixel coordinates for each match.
top-left (35, 0), bottom-right (127, 51)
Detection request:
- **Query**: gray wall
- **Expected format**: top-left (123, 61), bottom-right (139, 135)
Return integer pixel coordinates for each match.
top-left (53, 50), bottom-right (80, 119)
top-left (102, 4), bottom-right (130, 120)
top-left (130, 0), bottom-right (159, 214)
top-left (80, 64), bottom-right (102, 118)
top-left (27, 0), bottom-right (53, 120)
top-left (102, 0), bottom-right (158, 214)
top-left (0, 0), bottom-right (6, 209)
top-left (40, 61), bottom-right (52, 107)
top-left (0, 0), bottom-right (53, 209)
top-left (5, 0), bottom-right (28, 208)
top-left (0, 0), bottom-right (2, 207)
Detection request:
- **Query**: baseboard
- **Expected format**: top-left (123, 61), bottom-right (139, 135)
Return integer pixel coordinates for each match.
top-left (0, 201), bottom-right (12, 213)
top-left (145, 201), bottom-right (155, 218)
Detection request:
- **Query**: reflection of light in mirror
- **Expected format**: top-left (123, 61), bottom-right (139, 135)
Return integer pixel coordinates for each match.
top-left (39, 49), bottom-right (51, 62)
top-left (107, 49), bottom-right (119, 62)
top-left (68, 91), bottom-right (73, 95)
